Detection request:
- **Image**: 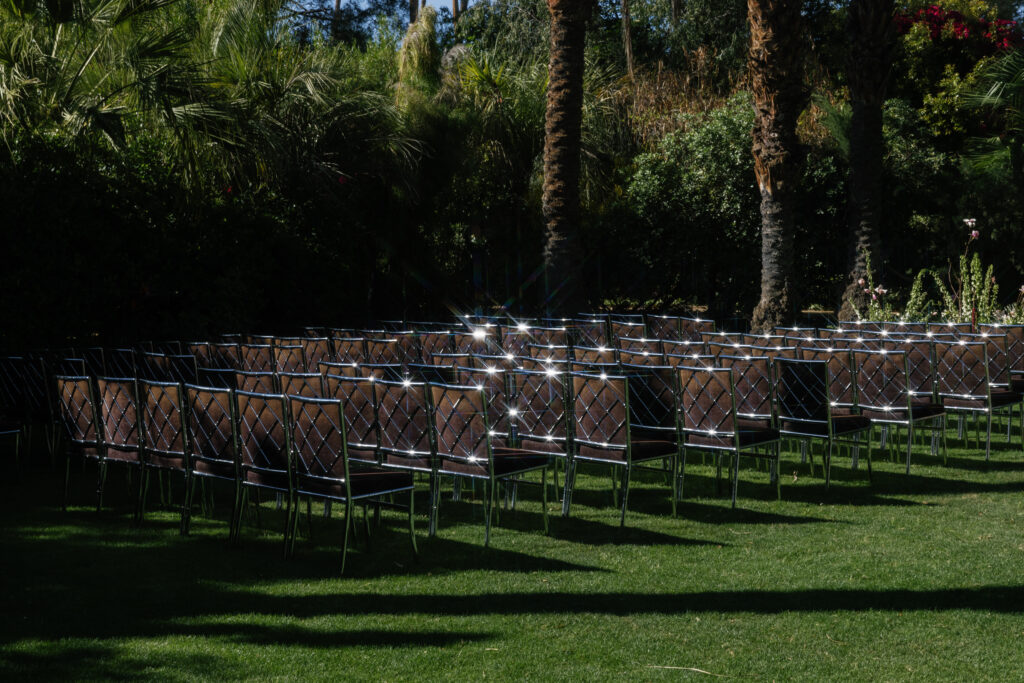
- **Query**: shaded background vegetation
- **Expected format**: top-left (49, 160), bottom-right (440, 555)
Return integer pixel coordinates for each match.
top-left (1, 0), bottom-right (1023, 350)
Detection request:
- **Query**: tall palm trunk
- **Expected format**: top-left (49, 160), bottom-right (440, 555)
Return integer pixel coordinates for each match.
top-left (748, 0), bottom-right (808, 332)
top-left (409, 0), bottom-right (417, 24)
top-left (542, 0), bottom-right (594, 314)
top-left (622, 0), bottom-right (634, 81)
top-left (839, 0), bottom-right (897, 320)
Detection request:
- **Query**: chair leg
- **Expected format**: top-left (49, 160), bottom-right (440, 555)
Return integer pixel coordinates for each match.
top-left (670, 453), bottom-right (678, 517)
top-left (484, 478), bottom-right (494, 547)
top-left (676, 447), bottom-right (687, 503)
top-left (824, 441), bottom-right (833, 489)
top-left (774, 442), bottom-right (782, 500)
top-left (135, 466), bottom-right (149, 524)
top-left (905, 423), bottom-right (914, 475)
top-left (281, 493), bottom-right (294, 558)
top-left (715, 451), bottom-right (723, 495)
top-left (428, 470), bottom-right (440, 537)
top-left (561, 459), bottom-right (576, 518)
top-left (180, 473), bottom-right (195, 535)
top-left (865, 433), bottom-right (873, 482)
top-left (340, 499), bottom-right (353, 574)
top-left (287, 495), bottom-right (301, 558)
top-left (730, 451), bottom-right (740, 509)
top-left (619, 465), bottom-right (631, 527)
top-left (541, 465), bottom-right (549, 534)
top-left (96, 460), bottom-right (108, 512)
top-left (985, 412), bottom-right (992, 462)
top-left (408, 488), bottom-right (418, 559)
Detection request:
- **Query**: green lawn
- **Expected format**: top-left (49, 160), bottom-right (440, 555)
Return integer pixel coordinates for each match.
top-left (3, 428), bottom-right (1024, 681)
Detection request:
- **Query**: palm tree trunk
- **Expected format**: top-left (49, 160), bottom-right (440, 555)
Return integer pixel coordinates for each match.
top-left (747, 0), bottom-right (809, 332)
top-left (409, 0), bottom-right (417, 25)
top-left (542, 0), bottom-right (594, 314)
top-left (622, 0), bottom-right (634, 81)
top-left (839, 0), bottom-right (896, 320)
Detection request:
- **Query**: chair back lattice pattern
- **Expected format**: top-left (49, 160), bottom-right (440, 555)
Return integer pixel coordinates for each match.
top-left (617, 336), bottom-right (661, 353)
top-left (139, 353), bottom-right (197, 384)
top-left (318, 361), bottom-right (361, 379)
top-left (934, 341), bottom-right (989, 399)
top-left (375, 380), bottom-right (434, 466)
top-left (510, 369), bottom-right (570, 446)
top-left (236, 390), bottom-right (291, 481)
top-left (301, 338), bottom-right (333, 370)
top-left (240, 344), bottom-right (274, 372)
top-left (279, 372), bottom-right (323, 398)
top-left (452, 332), bottom-right (496, 356)
top-left (883, 339), bottom-right (936, 400)
top-left (208, 343), bottom-right (241, 370)
top-left (621, 365), bottom-right (678, 432)
top-left (365, 339), bottom-right (404, 366)
top-left (571, 373), bottom-right (630, 450)
top-left (185, 385), bottom-right (237, 471)
top-left (717, 355), bottom-right (773, 422)
top-left (798, 348), bottom-right (856, 410)
top-left (235, 371), bottom-right (277, 395)
top-left (431, 384), bottom-right (492, 465)
top-left (333, 338), bottom-right (366, 365)
top-left (852, 350), bottom-right (909, 412)
top-left (677, 366), bottom-right (736, 437)
top-left (97, 377), bottom-right (140, 453)
top-left (455, 367), bottom-right (512, 440)
top-left (289, 396), bottom-right (348, 483)
top-left (618, 348), bottom-right (667, 366)
top-left (979, 324), bottom-right (1024, 373)
top-left (106, 348), bottom-right (138, 377)
top-left (528, 344), bottom-right (572, 362)
top-left (574, 346), bottom-right (618, 365)
top-left (57, 375), bottom-right (100, 446)
top-left (140, 380), bottom-right (187, 461)
top-left (962, 333), bottom-right (1010, 386)
top-left (323, 375), bottom-right (379, 462)
top-left (774, 358), bottom-right (830, 424)
top-left (610, 321), bottom-right (645, 341)
top-left (571, 320), bottom-right (608, 348)
top-left (660, 339), bottom-right (704, 355)
top-left (407, 363), bottom-right (454, 385)
top-left (274, 345), bottom-right (306, 374)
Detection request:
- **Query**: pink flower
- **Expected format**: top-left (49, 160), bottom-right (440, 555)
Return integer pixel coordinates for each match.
top-left (863, 288), bottom-right (871, 294)
top-left (857, 278), bottom-right (866, 287)
top-left (875, 285), bottom-right (887, 295)
top-left (971, 230), bottom-right (980, 239)
top-left (871, 293), bottom-right (878, 301)
top-left (1019, 284), bottom-right (1024, 294)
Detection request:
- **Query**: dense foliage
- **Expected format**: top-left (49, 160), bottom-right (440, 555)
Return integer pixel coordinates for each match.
top-left (1, 0), bottom-right (1023, 349)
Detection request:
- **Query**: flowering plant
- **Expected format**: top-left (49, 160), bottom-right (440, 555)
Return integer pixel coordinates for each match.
top-left (931, 222), bottom-right (1000, 323)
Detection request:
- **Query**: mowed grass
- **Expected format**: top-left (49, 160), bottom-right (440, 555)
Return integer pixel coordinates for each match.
top-left (2, 424), bottom-right (1024, 681)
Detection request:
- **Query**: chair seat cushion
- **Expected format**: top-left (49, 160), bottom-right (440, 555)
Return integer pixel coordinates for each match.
top-left (861, 403), bottom-right (944, 422)
top-left (686, 427), bottom-right (779, 449)
top-left (944, 390), bottom-right (1022, 410)
top-left (381, 450), bottom-right (432, 471)
top-left (577, 440), bottom-right (676, 463)
top-left (244, 468), bottom-right (289, 490)
top-left (781, 414), bottom-right (871, 437)
top-left (145, 452), bottom-right (186, 470)
top-left (347, 445), bottom-right (378, 465)
top-left (518, 436), bottom-right (568, 456)
top-left (442, 448), bottom-right (549, 477)
top-left (193, 457), bottom-right (235, 479)
top-left (298, 469), bottom-right (413, 499)
top-left (104, 446), bottom-right (142, 463)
